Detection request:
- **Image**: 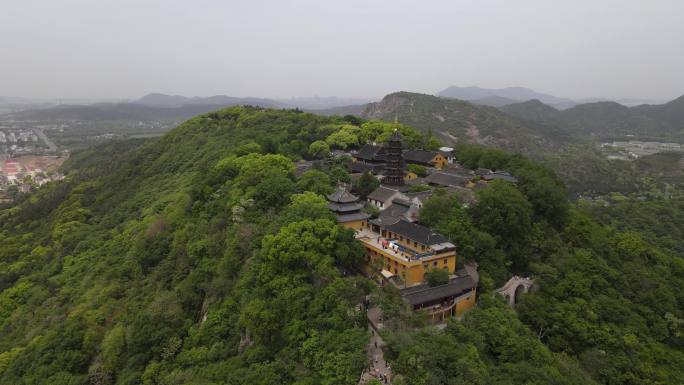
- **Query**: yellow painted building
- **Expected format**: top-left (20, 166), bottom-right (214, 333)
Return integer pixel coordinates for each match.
top-left (402, 275), bottom-right (478, 322)
top-left (355, 217), bottom-right (478, 319)
top-left (431, 153), bottom-right (448, 169)
top-left (327, 185), bottom-right (478, 319)
top-left (404, 150), bottom-right (449, 170)
top-left (404, 171), bottom-right (418, 181)
top-left (455, 290), bottom-right (477, 316)
top-left (357, 219), bottom-right (457, 287)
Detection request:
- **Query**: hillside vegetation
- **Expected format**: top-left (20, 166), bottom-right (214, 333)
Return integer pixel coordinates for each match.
top-left (362, 92), bottom-right (573, 156)
top-left (383, 144), bottom-right (684, 384)
top-left (362, 92), bottom-right (684, 197)
top-left (0, 107), bottom-right (683, 384)
top-left (0, 108), bottom-right (377, 384)
top-left (503, 95), bottom-right (684, 140)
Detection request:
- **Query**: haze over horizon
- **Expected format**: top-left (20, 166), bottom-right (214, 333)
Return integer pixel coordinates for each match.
top-left (1, 0), bottom-right (683, 101)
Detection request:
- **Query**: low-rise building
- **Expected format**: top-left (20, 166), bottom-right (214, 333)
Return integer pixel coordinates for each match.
top-left (352, 144), bottom-right (386, 164)
top-left (358, 218), bottom-right (457, 287)
top-left (438, 147), bottom-right (455, 164)
top-left (402, 274), bottom-right (477, 321)
top-left (481, 171), bottom-right (518, 183)
top-left (424, 172), bottom-right (470, 188)
top-left (403, 150), bottom-right (448, 169)
top-left (367, 186), bottom-right (407, 209)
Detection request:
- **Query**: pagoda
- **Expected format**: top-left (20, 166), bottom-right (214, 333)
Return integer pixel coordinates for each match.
top-left (382, 129), bottom-right (405, 186)
top-left (326, 184), bottom-right (370, 230)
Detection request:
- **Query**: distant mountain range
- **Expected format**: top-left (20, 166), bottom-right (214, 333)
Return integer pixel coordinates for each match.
top-left (134, 93), bottom-right (375, 111)
top-left (4, 89), bottom-right (681, 144)
top-left (134, 93), bottom-right (281, 108)
top-left (3, 103), bottom-right (231, 122)
top-left (360, 90), bottom-right (684, 157)
top-left (501, 96), bottom-right (684, 139)
top-left (438, 85), bottom-right (573, 107)
top-left (0, 93), bottom-right (376, 122)
top-left (437, 85), bottom-right (664, 109)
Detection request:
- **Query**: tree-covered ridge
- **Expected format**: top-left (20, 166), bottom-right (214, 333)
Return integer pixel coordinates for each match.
top-left (0, 107), bottom-right (414, 384)
top-left (359, 91), bottom-right (684, 198)
top-left (0, 106), bottom-right (683, 384)
top-left (380, 145), bottom-right (684, 384)
top-left (361, 91), bottom-right (574, 156)
top-left (503, 94), bottom-right (684, 140)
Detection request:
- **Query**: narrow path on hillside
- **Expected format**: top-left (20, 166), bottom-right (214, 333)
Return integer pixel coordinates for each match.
top-left (359, 305), bottom-right (393, 384)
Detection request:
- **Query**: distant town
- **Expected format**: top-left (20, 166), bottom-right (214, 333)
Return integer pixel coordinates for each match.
top-left (0, 114), bottom-right (172, 203)
top-left (601, 140), bottom-right (684, 160)
top-left (0, 122), bottom-right (67, 202)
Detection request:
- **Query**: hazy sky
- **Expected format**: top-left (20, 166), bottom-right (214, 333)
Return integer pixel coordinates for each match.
top-left (1, 0), bottom-right (683, 101)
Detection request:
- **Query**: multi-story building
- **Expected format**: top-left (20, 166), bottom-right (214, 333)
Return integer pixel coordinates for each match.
top-left (353, 216), bottom-right (477, 319)
top-left (326, 185), bottom-right (370, 230)
top-left (357, 218), bottom-right (456, 286)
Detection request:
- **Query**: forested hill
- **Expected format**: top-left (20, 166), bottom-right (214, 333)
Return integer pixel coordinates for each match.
top-left (359, 92), bottom-right (684, 197)
top-left (502, 94), bottom-right (684, 140)
top-left (0, 107), bottom-right (378, 384)
top-left (1, 106), bottom-right (683, 384)
top-left (361, 91), bottom-right (574, 156)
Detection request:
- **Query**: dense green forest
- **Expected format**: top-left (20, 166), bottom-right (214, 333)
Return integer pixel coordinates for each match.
top-left (0, 106), bottom-right (683, 384)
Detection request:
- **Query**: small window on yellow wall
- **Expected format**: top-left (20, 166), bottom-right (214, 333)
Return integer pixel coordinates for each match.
top-left (444, 258), bottom-right (448, 264)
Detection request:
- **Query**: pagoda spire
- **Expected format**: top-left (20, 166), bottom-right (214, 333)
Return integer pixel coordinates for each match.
top-left (382, 128), bottom-right (404, 186)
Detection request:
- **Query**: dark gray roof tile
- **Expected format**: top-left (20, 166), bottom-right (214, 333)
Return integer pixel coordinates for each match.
top-left (367, 186), bottom-right (401, 202)
top-left (401, 276), bottom-right (476, 306)
top-left (404, 150), bottom-right (438, 165)
top-left (384, 219), bottom-right (450, 246)
top-left (424, 172), bottom-right (469, 187)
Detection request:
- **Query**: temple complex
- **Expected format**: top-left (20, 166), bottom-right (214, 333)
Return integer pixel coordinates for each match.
top-left (331, 134), bottom-right (479, 320)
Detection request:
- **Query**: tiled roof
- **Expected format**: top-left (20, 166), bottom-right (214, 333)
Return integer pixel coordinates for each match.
top-left (405, 190), bottom-right (433, 202)
top-left (483, 172), bottom-right (518, 183)
top-left (336, 212), bottom-right (370, 223)
top-left (327, 186), bottom-right (360, 203)
top-left (384, 219), bottom-right (450, 246)
top-left (350, 162), bottom-right (385, 174)
top-left (401, 275), bottom-right (476, 306)
top-left (367, 186), bottom-right (401, 202)
top-left (328, 202), bottom-right (365, 212)
top-left (424, 172), bottom-right (469, 187)
top-left (355, 144), bottom-right (385, 161)
top-left (403, 150), bottom-right (438, 164)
